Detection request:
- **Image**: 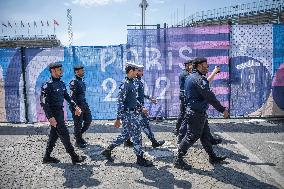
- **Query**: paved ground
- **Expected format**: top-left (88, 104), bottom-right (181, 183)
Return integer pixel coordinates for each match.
top-left (0, 118), bottom-right (283, 189)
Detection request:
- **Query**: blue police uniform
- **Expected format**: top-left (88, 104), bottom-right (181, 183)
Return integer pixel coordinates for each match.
top-left (40, 63), bottom-right (86, 165)
top-left (106, 77), bottom-right (144, 156)
top-left (41, 77), bottom-right (77, 155)
top-left (133, 76), bottom-right (165, 147)
top-left (175, 69), bottom-right (190, 135)
top-left (176, 70), bottom-right (226, 165)
top-left (102, 62), bottom-right (153, 167)
top-left (70, 74), bottom-right (92, 146)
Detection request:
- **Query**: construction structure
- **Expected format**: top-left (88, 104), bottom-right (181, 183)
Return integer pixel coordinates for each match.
top-left (176, 0), bottom-right (284, 27)
top-left (0, 35), bottom-right (61, 48)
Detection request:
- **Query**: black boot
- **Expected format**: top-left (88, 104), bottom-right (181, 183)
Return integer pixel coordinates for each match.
top-left (136, 154), bottom-right (154, 167)
top-left (75, 134), bottom-right (87, 148)
top-left (124, 139), bottom-right (133, 147)
top-left (43, 155), bottom-right (60, 164)
top-left (69, 151), bottom-right (87, 165)
top-left (151, 139), bottom-right (165, 148)
top-left (209, 155), bottom-right (227, 164)
top-left (174, 150), bottom-right (191, 170)
top-left (211, 138), bottom-right (222, 145)
top-left (101, 145), bottom-right (115, 162)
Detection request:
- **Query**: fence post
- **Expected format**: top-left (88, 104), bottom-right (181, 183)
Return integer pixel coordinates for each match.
top-left (20, 47), bottom-right (29, 123)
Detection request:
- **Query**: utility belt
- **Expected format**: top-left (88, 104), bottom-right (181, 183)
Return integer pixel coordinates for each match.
top-left (186, 107), bottom-right (206, 115)
top-left (124, 107), bottom-right (142, 112)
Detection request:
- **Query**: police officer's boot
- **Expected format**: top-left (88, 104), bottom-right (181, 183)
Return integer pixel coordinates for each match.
top-left (43, 153), bottom-right (60, 164)
top-left (69, 151), bottom-right (87, 165)
top-left (209, 154), bottom-right (227, 164)
top-left (136, 154), bottom-right (154, 167)
top-left (151, 139), bottom-right (165, 148)
top-left (124, 138), bottom-right (133, 147)
top-left (43, 148), bottom-right (60, 164)
top-left (75, 134), bottom-right (86, 148)
top-left (174, 150), bottom-right (192, 170)
top-left (101, 145), bottom-right (115, 162)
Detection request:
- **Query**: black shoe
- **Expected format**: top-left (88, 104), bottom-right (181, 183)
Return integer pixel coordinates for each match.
top-left (174, 157), bottom-right (192, 170)
top-left (102, 149), bottom-right (114, 162)
top-left (211, 138), bottom-right (222, 145)
top-left (71, 155), bottom-right (87, 165)
top-left (151, 140), bottom-right (165, 148)
top-left (136, 155), bottom-right (154, 167)
top-left (124, 139), bottom-right (133, 147)
top-left (43, 156), bottom-right (60, 164)
top-left (209, 156), bottom-right (227, 164)
top-left (75, 141), bottom-right (87, 148)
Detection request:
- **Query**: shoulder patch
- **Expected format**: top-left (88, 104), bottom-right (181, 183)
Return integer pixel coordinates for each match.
top-left (43, 83), bottom-right (48, 89)
top-left (70, 80), bottom-right (75, 85)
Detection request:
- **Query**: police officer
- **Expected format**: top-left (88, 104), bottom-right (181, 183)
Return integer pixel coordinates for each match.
top-left (174, 58), bottom-right (229, 170)
top-left (41, 62), bottom-right (86, 165)
top-left (69, 65), bottom-right (92, 148)
top-left (124, 64), bottom-right (165, 148)
top-left (101, 62), bottom-right (153, 167)
top-left (175, 60), bottom-right (193, 136)
top-left (177, 62), bottom-right (223, 145)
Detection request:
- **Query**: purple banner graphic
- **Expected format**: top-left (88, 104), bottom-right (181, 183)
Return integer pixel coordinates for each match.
top-left (127, 25), bottom-right (230, 118)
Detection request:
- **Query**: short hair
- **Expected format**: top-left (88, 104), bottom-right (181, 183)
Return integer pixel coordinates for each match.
top-left (125, 66), bottom-right (136, 74)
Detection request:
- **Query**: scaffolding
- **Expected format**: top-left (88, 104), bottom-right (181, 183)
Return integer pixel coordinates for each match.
top-left (176, 0), bottom-right (284, 27)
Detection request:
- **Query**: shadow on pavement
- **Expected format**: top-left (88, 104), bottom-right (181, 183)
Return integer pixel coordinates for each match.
top-left (51, 163), bottom-right (101, 188)
top-left (189, 164), bottom-right (279, 189)
top-left (106, 162), bottom-right (192, 189)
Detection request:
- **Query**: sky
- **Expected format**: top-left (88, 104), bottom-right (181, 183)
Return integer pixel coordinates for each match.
top-left (0, 0), bottom-right (254, 46)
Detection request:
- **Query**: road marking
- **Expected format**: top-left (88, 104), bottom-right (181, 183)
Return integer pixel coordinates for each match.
top-left (212, 126), bottom-right (284, 189)
top-left (266, 141), bottom-right (284, 145)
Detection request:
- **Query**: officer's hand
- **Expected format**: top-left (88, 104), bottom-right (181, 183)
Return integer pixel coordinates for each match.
top-left (213, 66), bottom-right (221, 74)
top-left (114, 119), bottom-right (121, 128)
top-left (142, 107), bottom-right (149, 116)
top-left (223, 109), bottom-right (229, 119)
top-left (49, 117), bottom-right (57, 128)
top-left (151, 97), bottom-right (157, 104)
top-left (74, 106), bottom-right (82, 116)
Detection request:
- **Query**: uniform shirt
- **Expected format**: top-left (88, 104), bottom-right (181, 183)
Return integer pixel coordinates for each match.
top-left (135, 76), bottom-right (150, 106)
top-left (69, 75), bottom-right (88, 106)
top-left (179, 69), bottom-right (190, 96)
top-left (184, 70), bottom-right (225, 113)
top-left (40, 77), bottom-right (77, 119)
top-left (117, 77), bottom-right (139, 119)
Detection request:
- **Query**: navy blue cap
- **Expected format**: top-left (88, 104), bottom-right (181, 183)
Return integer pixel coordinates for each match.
top-left (49, 63), bottom-right (62, 70)
top-left (193, 57), bottom-right (207, 65)
top-left (74, 64), bottom-right (84, 71)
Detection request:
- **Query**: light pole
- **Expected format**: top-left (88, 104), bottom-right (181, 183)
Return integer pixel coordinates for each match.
top-left (139, 0), bottom-right (149, 29)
